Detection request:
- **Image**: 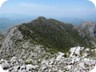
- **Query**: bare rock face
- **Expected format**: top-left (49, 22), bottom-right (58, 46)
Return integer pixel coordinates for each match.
top-left (79, 21), bottom-right (96, 46)
top-left (0, 27), bottom-right (23, 59)
top-left (80, 21), bottom-right (96, 37)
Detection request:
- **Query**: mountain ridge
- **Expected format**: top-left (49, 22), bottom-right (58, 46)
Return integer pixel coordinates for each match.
top-left (0, 17), bottom-right (96, 72)
top-left (0, 16), bottom-right (96, 59)
top-left (18, 17), bottom-right (93, 52)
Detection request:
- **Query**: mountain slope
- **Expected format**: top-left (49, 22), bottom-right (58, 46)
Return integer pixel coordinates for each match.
top-left (18, 17), bottom-right (92, 52)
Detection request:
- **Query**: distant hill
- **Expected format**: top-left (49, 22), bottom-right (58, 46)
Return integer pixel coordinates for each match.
top-left (0, 17), bottom-right (34, 32)
top-left (58, 17), bottom-right (84, 25)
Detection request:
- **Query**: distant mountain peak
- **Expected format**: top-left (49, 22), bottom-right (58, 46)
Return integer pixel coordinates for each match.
top-left (81, 21), bottom-right (95, 27)
top-left (37, 16), bottom-right (47, 21)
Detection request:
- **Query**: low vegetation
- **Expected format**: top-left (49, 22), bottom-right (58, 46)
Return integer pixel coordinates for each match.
top-left (18, 17), bottom-right (92, 52)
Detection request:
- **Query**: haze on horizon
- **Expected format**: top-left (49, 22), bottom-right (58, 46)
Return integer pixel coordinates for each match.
top-left (0, 0), bottom-right (96, 19)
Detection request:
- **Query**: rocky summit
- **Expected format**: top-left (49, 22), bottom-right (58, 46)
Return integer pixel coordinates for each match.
top-left (0, 46), bottom-right (96, 72)
top-left (0, 17), bottom-right (96, 72)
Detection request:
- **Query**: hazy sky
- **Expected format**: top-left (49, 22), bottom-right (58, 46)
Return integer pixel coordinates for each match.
top-left (0, 0), bottom-right (96, 18)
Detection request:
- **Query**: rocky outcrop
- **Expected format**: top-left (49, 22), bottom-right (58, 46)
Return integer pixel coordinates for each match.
top-left (0, 27), bottom-right (23, 59)
top-left (0, 46), bottom-right (96, 72)
top-left (79, 21), bottom-right (96, 46)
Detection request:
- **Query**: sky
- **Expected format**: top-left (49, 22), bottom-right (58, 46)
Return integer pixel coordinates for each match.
top-left (0, 0), bottom-right (96, 18)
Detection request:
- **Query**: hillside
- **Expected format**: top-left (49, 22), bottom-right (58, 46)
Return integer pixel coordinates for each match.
top-left (18, 17), bottom-right (92, 52)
